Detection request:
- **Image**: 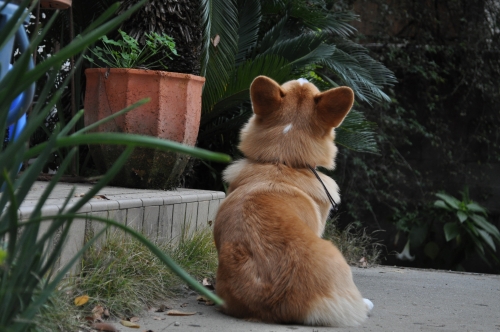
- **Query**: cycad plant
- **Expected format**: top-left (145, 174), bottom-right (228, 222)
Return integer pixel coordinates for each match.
top-left (192, 0), bottom-right (396, 189)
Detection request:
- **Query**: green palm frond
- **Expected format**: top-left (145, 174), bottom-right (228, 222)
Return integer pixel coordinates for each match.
top-left (235, 0), bottom-right (261, 65)
top-left (291, 3), bottom-right (358, 38)
top-left (321, 45), bottom-right (393, 105)
top-left (262, 32), bottom-right (324, 64)
top-left (260, 13), bottom-right (288, 52)
top-left (338, 40), bottom-right (397, 87)
top-left (200, 0), bottom-right (239, 113)
top-left (288, 42), bottom-right (336, 69)
top-left (201, 54), bottom-right (291, 127)
top-left (336, 110), bottom-right (379, 154)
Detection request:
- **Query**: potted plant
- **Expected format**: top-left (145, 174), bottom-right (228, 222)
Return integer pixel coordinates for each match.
top-left (84, 30), bottom-right (206, 189)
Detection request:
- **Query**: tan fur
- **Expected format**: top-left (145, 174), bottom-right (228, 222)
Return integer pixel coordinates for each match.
top-left (214, 76), bottom-right (371, 327)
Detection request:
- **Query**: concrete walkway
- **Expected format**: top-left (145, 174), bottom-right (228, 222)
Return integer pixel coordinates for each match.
top-left (134, 266), bottom-right (500, 332)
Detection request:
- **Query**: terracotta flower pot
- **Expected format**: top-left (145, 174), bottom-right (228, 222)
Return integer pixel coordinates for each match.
top-left (84, 68), bottom-right (205, 189)
top-left (40, 0), bottom-right (72, 9)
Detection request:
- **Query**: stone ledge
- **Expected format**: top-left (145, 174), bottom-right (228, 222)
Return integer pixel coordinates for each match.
top-left (18, 182), bottom-right (225, 274)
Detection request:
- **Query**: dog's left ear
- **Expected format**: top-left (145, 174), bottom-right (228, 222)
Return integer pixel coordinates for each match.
top-left (314, 87), bottom-right (354, 128)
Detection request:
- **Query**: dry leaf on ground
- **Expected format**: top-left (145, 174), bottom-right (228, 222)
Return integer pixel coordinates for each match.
top-left (120, 320), bottom-right (140, 328)
top-left (166, 310), bottom-right (197, 316)
top-left (74, 295), bottom-right (89, 306)
top-left (92, 305), bottom-right (105, 321)
top-left (180, 303), bottom-right (188, 308)
top-left (152, 316), bottom-right (165, 320)
top-left (197, 295), bottom-right (215, 306)
top-left (91, 322), bottom-right (118, 332)
top-left (202, 278), bottom-right (214, 290)
top-left (359, 257), bottom-right (367, 268)
top-left (129, 317), bottom-right (140, 322)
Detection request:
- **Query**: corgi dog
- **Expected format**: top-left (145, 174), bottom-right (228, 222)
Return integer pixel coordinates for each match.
top-left (213, 76), bottom-right (373, 327)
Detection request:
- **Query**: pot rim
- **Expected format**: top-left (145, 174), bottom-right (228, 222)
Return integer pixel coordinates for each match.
top-left (84, 67), bottom-right (206, 82)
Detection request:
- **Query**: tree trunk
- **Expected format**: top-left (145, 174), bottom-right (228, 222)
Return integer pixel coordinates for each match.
top-left (119, 0), bottom-right (202, 75)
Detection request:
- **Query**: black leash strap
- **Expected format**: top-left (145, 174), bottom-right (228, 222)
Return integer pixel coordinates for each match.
top-left (308, 165), bottom-right (339, 214)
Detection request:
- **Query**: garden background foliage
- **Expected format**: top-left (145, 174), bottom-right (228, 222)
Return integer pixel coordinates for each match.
top-left (332, 0), bottom-right (500, 272)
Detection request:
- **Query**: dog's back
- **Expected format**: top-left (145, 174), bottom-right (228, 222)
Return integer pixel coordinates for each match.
top-left (214, 76), bottom-right (372, 327)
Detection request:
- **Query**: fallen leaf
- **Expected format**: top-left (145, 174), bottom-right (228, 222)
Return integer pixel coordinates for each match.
top-left (359, 257), bottom-right (367, 268)
top-left (212, 34), bottom-right (220, 47)
top-left (92, 305), bottom-right (104, 320)
top-left (152, 316), bottom-right (165, 320)
top-left (74, 295), bottom-right (89, 306)
top-left (166, 310), bottom-right (197, 316)
top-left (91, 322), bottom-right (118, 332)
top-left (120, 320), bottom-right (140, 328)
top-left (202, 278), bottom-right (214, 290)
top-left (129, 316), bottom-right (140, 322)
top-left (96, 195), bottom-right (110, 200)
top-left (180, 303), bottom-right (188, 308)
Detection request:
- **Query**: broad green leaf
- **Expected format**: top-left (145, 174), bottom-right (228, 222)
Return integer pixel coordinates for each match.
top-left (443, 222), bottom-right (460, 242)
top-left (466, 202), bottom-right (488, 215)
top-left (456, 211), bottom-right (468, 223)
top-left (435, 193), bottom-right (460, 210)
top-left (424, 242), bottom-right (440, 260)
top-left (468, 230), bottom-right (485, 255)
top-left (477, 229), bottom-right (496, 251)
top-left (434, 199), bottom-right (451, 211)
top-left (470, 214), bottom-right (500, 242)
top-left (409, 224), bottom-right (428, 249)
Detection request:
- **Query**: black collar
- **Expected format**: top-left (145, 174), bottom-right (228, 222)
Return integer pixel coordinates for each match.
top-left (308, 165), bottom-right (339, 214)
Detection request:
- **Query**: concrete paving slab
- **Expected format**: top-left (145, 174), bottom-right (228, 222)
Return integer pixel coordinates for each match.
top-left (131, 266), bottom-right (500, 332)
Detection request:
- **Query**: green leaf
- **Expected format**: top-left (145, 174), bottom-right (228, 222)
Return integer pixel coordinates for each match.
top-left (409, 224), bottom-right (428, 249)
top-left (200, 0), bottom-right (239, 111)
top-left (477, 229), bottom-right (496, 252)
top-left (321, 41), bottom-right (396, 105)
top-left (456, 211), bottom-right (468, 223)
top-left (235, 0), bottom-right (261, 64)
top-left (290, 3), bottom-right (358, 38)
top-left (470, 214), bottom-right (500, 242)
top-left (424, 242), bottom-right (440, 260)
top-left (466, 202), bottom-right (487, 215)
top-left (469, 231), bottom-right (485, 255)
top-left (335, 109), bottom-right (379, 154)
top-left (434, 199), bottom-right (451, 211)
top-left (201, 54), bottom-right (291, 129)
top-left (260, 14), bottom-right (287, 53)
top-left (443, 222), bottom-right (460, 242)
top-left (25, 133), bottom-right (231, 163)
top-left (435, 193), bottom-right (460, 210)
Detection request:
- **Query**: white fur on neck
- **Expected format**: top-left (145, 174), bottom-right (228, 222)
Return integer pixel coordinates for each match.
top-left (297, 78), bottom-right (308, 86)
top-left (283, 123), bottom-right (293, 134)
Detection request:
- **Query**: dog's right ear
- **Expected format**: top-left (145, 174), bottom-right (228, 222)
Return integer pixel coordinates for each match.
top-left (250, 76), bottom-right (285, 116)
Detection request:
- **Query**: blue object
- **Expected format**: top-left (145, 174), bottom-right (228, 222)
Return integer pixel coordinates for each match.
top-left (1, 1), bottom-right (35, 126)
top-left (1, 1), bottom-right (35, 181)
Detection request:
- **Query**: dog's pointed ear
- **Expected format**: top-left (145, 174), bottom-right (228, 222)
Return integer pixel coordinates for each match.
top-left (250, 76), bottom-right (285, 116)
top-left (315, 86), bottom-right (354, 128)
